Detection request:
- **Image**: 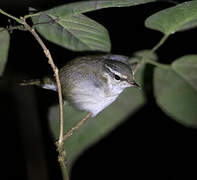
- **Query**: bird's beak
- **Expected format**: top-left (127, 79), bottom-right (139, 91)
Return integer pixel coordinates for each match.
top-left (131, 82), bottom-right (141, 90)
top-left (127, 78), bottom-right (141, 89)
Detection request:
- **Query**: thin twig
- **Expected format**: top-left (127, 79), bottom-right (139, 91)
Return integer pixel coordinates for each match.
top-left (63, 112), bottom-right (93, 141)
top-left (20, 17), bottom-right (64, 145)
top-left (0, 9), bottom-right (22, 24)
top-left (6, 25), bottom-right (26, 33)
top-left (20, 17), bottom-right (67, 179)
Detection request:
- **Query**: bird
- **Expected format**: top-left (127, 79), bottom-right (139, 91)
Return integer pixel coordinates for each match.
top-left (21, 54), bottom-right (140, 117)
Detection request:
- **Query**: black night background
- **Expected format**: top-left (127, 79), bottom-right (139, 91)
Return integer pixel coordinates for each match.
top-left (0, 0), bottom-right (197, 179)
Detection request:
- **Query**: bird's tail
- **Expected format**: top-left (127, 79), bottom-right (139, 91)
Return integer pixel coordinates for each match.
top-left (20, 77), bottom-right (57, 92)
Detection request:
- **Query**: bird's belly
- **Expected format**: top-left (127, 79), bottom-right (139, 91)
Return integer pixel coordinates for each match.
top-left (79, 95), bottom-right (118, 116)
top-left (83, 95), bottom-right (118, 116)
top-left (70, 89), bottom-right (119, 117)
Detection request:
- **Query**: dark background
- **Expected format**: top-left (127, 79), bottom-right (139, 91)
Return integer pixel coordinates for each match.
top-left (0, 0), bottom-right (197, 179)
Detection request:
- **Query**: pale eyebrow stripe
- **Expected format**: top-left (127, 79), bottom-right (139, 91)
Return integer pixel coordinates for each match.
top-left (105, 65), bottom-right (127, 79)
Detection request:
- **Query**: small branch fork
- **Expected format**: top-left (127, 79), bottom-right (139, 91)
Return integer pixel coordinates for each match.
top-left (20, 17), bottom-right (93, 180)
top-left (20, 18), bottom-right (64, 146)
top-left (20, 18), bottom-right (68, 179)
top-left (20, 18), bottom-right (93, 144)
top-left (0, 8), bottom-right (69, 179)
top-left (0, 8), bottom-right (94, 179)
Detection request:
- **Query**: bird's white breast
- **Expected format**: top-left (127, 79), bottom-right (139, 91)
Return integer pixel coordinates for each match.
top-left (69, 80), bottom-right (123, 116)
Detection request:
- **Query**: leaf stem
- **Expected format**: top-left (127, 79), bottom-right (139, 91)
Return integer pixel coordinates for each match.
top-left (150, 34), bottom-right (169, 53)
top-left (143, 58), bottom-right (170, 69)
top-left (24, 13), bottom-right (40, 19)
top-left (133, 34), bottom-right (169, 73)
top-left (0, 9), bottom-right (22, 24)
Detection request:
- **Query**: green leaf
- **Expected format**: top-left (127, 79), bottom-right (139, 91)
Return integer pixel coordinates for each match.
top-left (0, 28), bottom-right (10, 76)
top-left (154, 64), bottom-right (197, 128)
top-left (145, 0), bottom-right (197, 35)
top-left (172, 55), bottom-right (197, 91)
top-left (49, 64), bottom-right (146, 170)
top-left (178, 19), bottom-right (197, 32)
top-left (44, 0), bottom-right (156, 17)
top-left (32, 13), bottom-right (111, 52)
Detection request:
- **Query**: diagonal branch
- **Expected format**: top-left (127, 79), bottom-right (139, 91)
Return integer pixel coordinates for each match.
top-left (63, 112), bottom-right (93, 141)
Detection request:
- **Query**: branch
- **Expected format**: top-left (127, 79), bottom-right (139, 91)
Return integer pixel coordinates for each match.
top-left (20, 17), bottom-right (67, 179)
top-left (63, 112), bottom-right (93, 141)
top-left (20, 18), bottom-right (64, 145)
top-left (57, 146), bottom-right (69, 180)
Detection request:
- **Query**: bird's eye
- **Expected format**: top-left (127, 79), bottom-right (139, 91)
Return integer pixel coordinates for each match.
top-left (114, 74), bottom-right (121, 81)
